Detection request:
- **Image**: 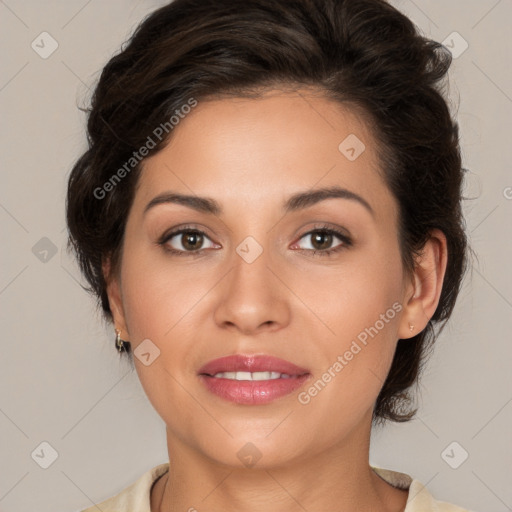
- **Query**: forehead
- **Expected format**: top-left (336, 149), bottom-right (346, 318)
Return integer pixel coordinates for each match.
top-left (133, 89), bottom-right (394, 219)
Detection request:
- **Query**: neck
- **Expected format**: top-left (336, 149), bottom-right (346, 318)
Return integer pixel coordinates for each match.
top-left (152, 418), bottom-right (408, 512)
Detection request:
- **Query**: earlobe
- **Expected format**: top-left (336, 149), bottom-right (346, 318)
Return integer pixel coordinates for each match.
top-left (102, 257), bottom-right (129, 337)
top-left (398, 229), bottom-right (448, 339)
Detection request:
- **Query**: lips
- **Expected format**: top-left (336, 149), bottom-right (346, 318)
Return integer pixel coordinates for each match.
top-left (198, 355), bottom-right (310, 405)
top-left (198, 354), bottom-right (309, 376)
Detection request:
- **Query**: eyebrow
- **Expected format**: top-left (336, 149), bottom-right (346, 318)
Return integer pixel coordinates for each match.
top-left (144, 186), bottom-right (374, 217)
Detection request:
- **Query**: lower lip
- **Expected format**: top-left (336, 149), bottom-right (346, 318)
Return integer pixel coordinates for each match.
top-left (199, 374), bottom-right (310, 405)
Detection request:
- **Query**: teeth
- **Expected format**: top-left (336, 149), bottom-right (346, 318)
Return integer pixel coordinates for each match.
top-left (212, 371), bottom-right (291, 380)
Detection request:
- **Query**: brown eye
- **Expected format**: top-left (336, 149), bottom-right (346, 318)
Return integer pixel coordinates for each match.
top-left (295, 229), bottom-right (348, 252)
top-left (162, 229), bottom-right (217, 253)
top-left (310, 231), bottom-right (334, 250)
top-left (181, 231), bottom-right (204, 250)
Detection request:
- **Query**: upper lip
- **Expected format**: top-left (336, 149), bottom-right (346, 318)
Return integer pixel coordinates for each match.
top-left (198, 355), bottom-right (310, 376)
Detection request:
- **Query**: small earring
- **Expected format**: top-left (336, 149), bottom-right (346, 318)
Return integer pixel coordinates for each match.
top-left (115, 328), bottom-right (128, 353)
top-left (408, 323), bottom-right (415, 332)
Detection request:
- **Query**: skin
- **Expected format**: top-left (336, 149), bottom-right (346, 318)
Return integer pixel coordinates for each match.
top-left (105, 87), bottom-right (447, 512)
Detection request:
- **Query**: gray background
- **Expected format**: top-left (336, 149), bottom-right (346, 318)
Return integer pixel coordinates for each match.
top-left (1, 1), bottom-right (511, 511)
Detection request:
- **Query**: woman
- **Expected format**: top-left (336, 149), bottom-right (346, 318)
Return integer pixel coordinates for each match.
top-left (67, 0), bottom-right (471, 510)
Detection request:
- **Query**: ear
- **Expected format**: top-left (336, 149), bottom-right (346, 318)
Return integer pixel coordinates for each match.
top-left (102, 256), bottom-right (129, 339)
top-left (398, 229), bottom-right (448, 339)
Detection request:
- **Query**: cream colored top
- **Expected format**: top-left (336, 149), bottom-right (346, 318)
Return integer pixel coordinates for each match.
top-left (78, 462), bottom-right (474, 511)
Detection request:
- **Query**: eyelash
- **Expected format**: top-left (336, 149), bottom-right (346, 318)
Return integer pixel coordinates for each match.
top-left (157, 223), bottom-right (352, 258)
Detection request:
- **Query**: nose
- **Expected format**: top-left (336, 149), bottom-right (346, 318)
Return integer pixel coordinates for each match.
top-left (213, 244), bottom-right (291, 336)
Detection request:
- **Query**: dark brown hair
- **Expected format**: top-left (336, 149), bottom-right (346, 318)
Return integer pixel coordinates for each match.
top-left (66, 0), bottom-right (468, 423)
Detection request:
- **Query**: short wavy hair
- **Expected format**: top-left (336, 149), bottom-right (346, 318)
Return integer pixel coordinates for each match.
top-left (66, 0), bottom-right (468, 423)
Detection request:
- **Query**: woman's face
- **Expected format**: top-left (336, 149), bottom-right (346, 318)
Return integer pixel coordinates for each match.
top-left (108, 88), bottom-right (418, 468)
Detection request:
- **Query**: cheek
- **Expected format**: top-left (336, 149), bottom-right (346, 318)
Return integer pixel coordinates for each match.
top-left (120, 246), bottom-right (204, 341)
top-left (299, 237), bottom-right (404, 345)
top-left (119, 252), bottom-right (207, 430)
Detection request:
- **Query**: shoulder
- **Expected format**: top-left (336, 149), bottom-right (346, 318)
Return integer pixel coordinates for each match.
top-left (76, 462), bottom-right (475, 512)
top-left (406, 478), bottom-right (474, 511)
top-left (78, 462), bottom-right (170, 512)
top-left (371, 466), bottom-right (476, 512)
